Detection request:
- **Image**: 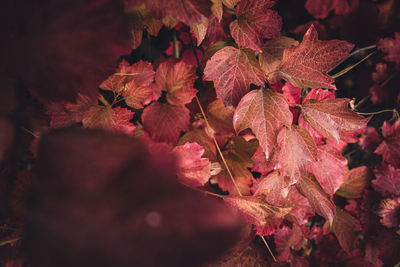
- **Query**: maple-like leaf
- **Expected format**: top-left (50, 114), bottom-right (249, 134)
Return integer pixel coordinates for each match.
top-left (127, 4), bottom-right (162, 50)
top-left (229, 0), bottom-right (282, 51)
top-left (307, 144), bottom-right (347, 196)
top-left (274, 224), bottom-right (304, 262)
top-left (378, 196), bottom-right (400, 233)
top-left (296, 173), bottom-right (336, 226)
top-left (328, 208), bottom-right (361, 253)
top-left (377, 32), bottom-right (400, 65)
top-left (82, 105), bottom-right (136, 135)
top-left (277, 24), bottom-right (354, 89)
top-left (155, 60), bottom-right (198, 106)
top-left (359, 126), bottom-right (382, 151)
top-left (300, 98), bottom-right (369, 143)
top-left (224, 194), bottom-right (292, 235)
top-left (374, 120), bottom-right (400, 166)
top-left (252, 171), bottom-right (290, 206)
top-left (276, 125), bottom-right (318, 182)
top-left (171, 142), bottom-right (211, 187)
top-left (128, 0), bottom-right (212, 26)
top-left (233, 89), bottom-right (292, 159)
top-left (203, 46), bottom-right (264, 106)
top-left (142, 102), bottom-right (190, 144)
top-left (305, 0), bottom-right (359, 19)
top-left (259, 37), bottom-right (299, 84)
top-left (372, 164), bottom-right (400, 197)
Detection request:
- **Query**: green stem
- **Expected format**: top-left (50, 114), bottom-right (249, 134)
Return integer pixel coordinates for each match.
top-left (357, 109), bottom-right (396, 116)
top-left (172, 30), bottom-right (179, 59)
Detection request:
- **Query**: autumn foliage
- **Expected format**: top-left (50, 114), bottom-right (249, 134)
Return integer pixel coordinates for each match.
top-left (2, 0), bottom-right (400, 266)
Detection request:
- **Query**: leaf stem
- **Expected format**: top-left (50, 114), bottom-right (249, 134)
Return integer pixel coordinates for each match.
top-left (357, 109), bottom-right (397, 116)
top-left (99, 95), bottom-right (110, 107)
top-left (195, 95), bottom-right (243, 197)
top-left (331, 51), bottom-right (375, 79)
top-left (22, 127), bottom-right (39, 138)
top-left (261, 236), bottom-right (277, 262)
top-left (0, 237), bottom-right (21, 246)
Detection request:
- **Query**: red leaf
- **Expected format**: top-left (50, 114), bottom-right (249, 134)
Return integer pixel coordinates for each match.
top-left (171, 142), bottom-right (211, 187)
top-left (277, 25), bottom-right (354, 89)
top-left (372, 164), bottom-right (400, 197)
top-left (301, 98), bottom-right (369, 143)
top-left (303, 88), bottom-right (335, 102)
top-left (82, 106), bottom-right (136, 135)
top-left (305, 0), bottom-right (359, 19)
top-left (336, 166), bottom-right (371, 198)
top-left (375, 120), bottom-right (400, 166)
top-left (224, 194), bottom-right (292, 233)
top-left (252, 171), bottom-right (291, 206)
top-left (274, 224), bottom-right (304, 262)
top-left (203, 46), bottom-right (264, 106)
top-left (276, 126), bottom-right (317, 182)
top-left (329, 208), bottom-right (361, 253)
top-left (142, 102), bottom-right (190, 144)
top-left (229, 0), bottom-right (282, 51)
top-left (285, 186), bottom-right (315, 225)
top-left (307, 144), bottom-right (347, 196)
top-left (377, 32), bottom-right (400, 65)
top-left (191, 21), bottom-right (209, 46)
top-left (155, 60), bottom-right (198, 106)
top-left (123, 82), bottom-right (161, 109)
top-left (296, 173), bottom-right (336, 226)
top-left (251, 146), bottom-right (275, 175)
top-left (233, 89), bottom-right (292, 159)
top-left (259, 37), bottom-right (299, 84)
top-left (128, 0), bottom-right (211, 26)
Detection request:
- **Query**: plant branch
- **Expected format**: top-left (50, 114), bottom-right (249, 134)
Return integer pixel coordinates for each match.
top-left (357, 109), bottom-right (397, 116)
top-left (172, 29), bottom-right (180, 59)
top-left (261, 236), bottom-right (277, 262)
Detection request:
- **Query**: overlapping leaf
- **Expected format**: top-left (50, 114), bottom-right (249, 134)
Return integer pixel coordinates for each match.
top-left (329, 208), bottom-right (361, 253)
top-left (229, 0), bottom-right (282, 51)
top-left (171, 142), bottom-right (211, 187)
top-left (307, 144), bottom-right (347, 196)
top-left (337, 166), bottom-right (371, 198)
top-left (301, 98), bottom-right (369, 143)
top-left (252, 171), bottom-right (290, 206)
top-left (277, 24), bottom-right (354, 89)
top-left (274, 224), bottom-right (304, 262)
top-left (277, 125), bottom-right (317, 182)
top-left (233, 89), bottom-right (292, 159)
top-left (155, 60), bottom-right (198, 106)
top-left (259, 37), bottom-right (299, 84)
top-left (296, 173), bottom-right (336, 226)
top-left (204, 46), bottom-right (264, 106)
top-left (142, 102), bottom-right (190, 143)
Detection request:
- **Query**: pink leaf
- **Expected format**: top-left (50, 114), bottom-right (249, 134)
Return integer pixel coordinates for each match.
top-left (252, 171), bottom-right (291, 206)
top-left (307, 144), bottom-right (347, 196)
top-left (274, 224), bottom-right (304, 262)
top-left (203, 46), bottom-right (264, 106)
top-left (171, 142), bottom-right (211, 187)
top-left (278, 25), bottom-right (354, 89)
top-left (276, 126), bottom-right (317, 182)
top-left (234, 89), bottom-right (292, 160)
top-left (301, 98), bottom-right (369, 143)
top-left (296, 173), bottom-right (336, 226)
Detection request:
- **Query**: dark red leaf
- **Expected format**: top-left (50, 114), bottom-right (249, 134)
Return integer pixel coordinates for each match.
top-left (274, 224), bottom-right (304, 262)
top-left (229, 0), bottom-right (282, 51)
top-left (375, 120), bottom-right (400, 166)
top-left (372, 164), bottom-right (400, 197)
top-left (377, 32), bottom-right (400, 66)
